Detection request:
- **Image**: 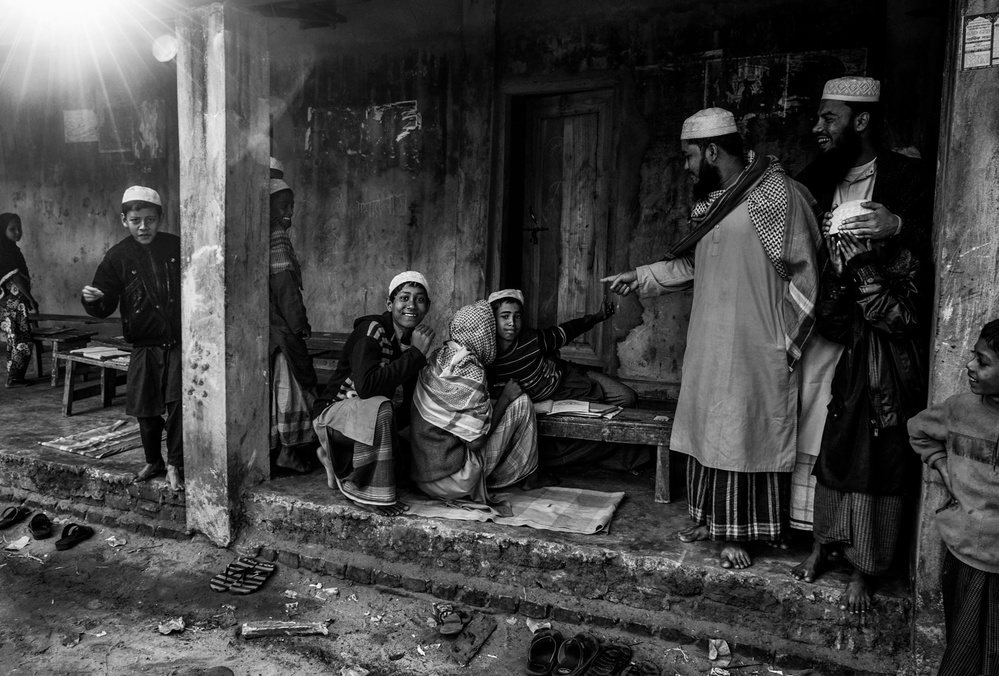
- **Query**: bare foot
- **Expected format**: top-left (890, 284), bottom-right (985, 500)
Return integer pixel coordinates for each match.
top-left (840, 570), bottom-right (872, 614)
top-left (135, 462), bottom-right (166, 482)
top-left (719, 542), bottom-right (752, 569)
top-left (678, 524), bottom-right (710, 542)
top-left (768, 536), bottom-right (790, 550)
top-left (276, 446), bottom-right (312, 474)
top-left (316, 446), bottom-right (336, 489)
top-left (352, 500), bottom-right (409, 517)
top-left (791, 540), bottom-right (826, 583)
top-left (166, 464), bottom-right (184, 492)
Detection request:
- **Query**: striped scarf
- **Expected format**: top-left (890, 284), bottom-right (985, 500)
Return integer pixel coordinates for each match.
top-left (413, 301), bottom-right (496, 442)
top-left (269, 224), bottom-right (302, 286)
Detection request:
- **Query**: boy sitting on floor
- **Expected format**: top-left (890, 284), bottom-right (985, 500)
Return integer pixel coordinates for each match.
top-left (82, 186), bottom-right (184, 491)
top-left (485, 289), bottom-right (646, 471)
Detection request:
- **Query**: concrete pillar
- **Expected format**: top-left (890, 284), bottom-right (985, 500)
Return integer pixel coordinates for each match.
top-left (914, 0), bottom-right (999, 671)
top-left (176, 3), bottom-right (270, 545)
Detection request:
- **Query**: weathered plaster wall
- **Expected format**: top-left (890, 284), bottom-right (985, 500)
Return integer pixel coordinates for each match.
top-left (0, 28), bottom-right (178, 318)
top-left (266, 0), bottom-right (495, 338)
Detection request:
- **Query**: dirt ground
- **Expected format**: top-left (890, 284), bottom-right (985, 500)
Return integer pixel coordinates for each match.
top-left (0, 513), bottom-right (830, 676)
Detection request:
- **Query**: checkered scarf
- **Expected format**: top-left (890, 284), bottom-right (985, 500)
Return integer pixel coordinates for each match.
top-left (269, 224), bottom-right (302, 286)
top-left (670, 152), bottom-right (822, 368)
top-left (413, 301), bottom-right (496, 442)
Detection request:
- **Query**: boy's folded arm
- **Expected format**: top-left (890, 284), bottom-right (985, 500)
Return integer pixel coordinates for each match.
top-left (907, 401), bottom-right (950, 467)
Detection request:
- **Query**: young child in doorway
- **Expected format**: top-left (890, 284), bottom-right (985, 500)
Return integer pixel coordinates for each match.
top-left (908, 318), bottom-right (999, 676)
top-left (485, 289), bottom-right (645, 471)
top-left (82, 187), bottom-right (184, 491)
top-left (790, 230), bottom-right (926, 614)
top-left (0, 213), bottom-right (39, 388)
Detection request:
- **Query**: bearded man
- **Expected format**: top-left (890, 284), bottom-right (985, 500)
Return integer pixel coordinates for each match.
top-left (791, 76), bottom-right (932, 537)
top-left (602, 108), bottom-right (823, 569)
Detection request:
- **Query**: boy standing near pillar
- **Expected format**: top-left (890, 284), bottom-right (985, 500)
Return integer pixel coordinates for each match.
top-left (82, 186), bottom-right (184, 491)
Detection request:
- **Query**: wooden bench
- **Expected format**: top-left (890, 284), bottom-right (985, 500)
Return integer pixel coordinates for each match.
top-left (56, 352), bottom-right (130, 416)
top-left (29, 328), bottom-right (99, 385)
top-left (536, 405), bottom-right (676, 503)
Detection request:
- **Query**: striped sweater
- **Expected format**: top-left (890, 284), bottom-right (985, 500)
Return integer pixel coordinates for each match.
top-left (486, 315), bottom-right (595, 400)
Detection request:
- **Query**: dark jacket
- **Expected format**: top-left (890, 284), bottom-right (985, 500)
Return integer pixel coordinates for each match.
top-left (312, 312), bottom-right (427, 423)
top-left (816, 243), bottom-right (926, 430)
top-left (797, 149), bottom-right (933, 263)
top-left (82, 233), bottom-right (181, 347)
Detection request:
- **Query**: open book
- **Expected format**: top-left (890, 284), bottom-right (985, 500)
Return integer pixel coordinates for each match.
top-left (533, 399), bottom-right (622, 419)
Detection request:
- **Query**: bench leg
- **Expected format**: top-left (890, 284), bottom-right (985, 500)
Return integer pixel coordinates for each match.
top-left (62, 358), bottom-right (76, 417)
top-left (654, 443), bottom-right (671, 504)
top-left (101, 367), bottom-right (114, 407)
top-left (33, 339), bottom-right (44, 380)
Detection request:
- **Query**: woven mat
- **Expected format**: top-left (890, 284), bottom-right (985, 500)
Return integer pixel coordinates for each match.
top-left (403, 486), bottom-right (625, 534)
top-left (39, 420), bottom-right (158, 459)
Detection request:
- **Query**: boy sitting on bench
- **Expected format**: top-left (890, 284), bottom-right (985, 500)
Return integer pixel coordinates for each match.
top-left (485, 289), bottom-right (647, 471)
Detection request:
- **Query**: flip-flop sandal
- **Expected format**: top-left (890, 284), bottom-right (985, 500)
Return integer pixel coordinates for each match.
top-left (433, 603), bottom-right (466, 636)
top-left (228, 559), bottom-right (277, 595)
top-left (209, 557), bottom-right (258, 593)
top-left (29, 513), bottom-right (52, 539)
top-left (526, 628), bottom-right (562, 676)
top-left (55, 523), bottom-right (94, 550)
top-left (0, 505), bottom-right (30, 529)
top-left (586, 643), bottom-right (634, 676)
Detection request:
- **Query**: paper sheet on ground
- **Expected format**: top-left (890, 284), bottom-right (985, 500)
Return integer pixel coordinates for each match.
top-left (39, 421), bottom-right (163, 459)
top-left (403, 486), bottom-right (625, 534)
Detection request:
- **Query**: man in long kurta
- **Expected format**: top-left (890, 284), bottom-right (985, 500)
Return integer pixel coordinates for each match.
top-left (603, 108), bottom-right (823, 569)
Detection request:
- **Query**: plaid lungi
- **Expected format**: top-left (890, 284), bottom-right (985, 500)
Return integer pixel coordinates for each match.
top-left (417, 393), bottom-right (538, 501)
top-left (939, 550), bottom-right (999, 676)
top-left (328, 401), bottom-right (399, 507)
top-left (686, 457), bottom-right (788, 541)
top-left (812, 483), bottom-right (904, 576)
top-left (270, 350), bottom-right (317, 452)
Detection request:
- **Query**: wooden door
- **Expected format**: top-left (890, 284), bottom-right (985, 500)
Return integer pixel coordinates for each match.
top-left (520, 89), bottom-right (613, 367)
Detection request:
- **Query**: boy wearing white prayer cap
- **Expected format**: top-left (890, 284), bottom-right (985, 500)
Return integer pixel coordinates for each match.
top-left (603, 107), bottom-right (824, 570)
top-left (81, 186), bottom-right (184, 491)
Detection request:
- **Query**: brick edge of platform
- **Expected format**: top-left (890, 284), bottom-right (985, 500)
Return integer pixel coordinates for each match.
top-left (234, 526), bottom-right (908, 676)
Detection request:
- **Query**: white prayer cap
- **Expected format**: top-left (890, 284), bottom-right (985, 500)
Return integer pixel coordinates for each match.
top-left (680, 108), bottom-right (738, 141)
top-left (121, 186), bottom-right (162, 207)
top-left (487, 289), bottom-right (525, 306)
top-left (389, 271), bottom-right (430, 296)
top-left (269, 179), bottom-right (292, 196)
top-left (270, 157), bottom-right (284, 178)
top-left (821, 76), bottom-right (880, 103)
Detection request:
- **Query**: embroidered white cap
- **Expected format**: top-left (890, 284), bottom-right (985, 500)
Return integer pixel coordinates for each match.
top-left (487, 289), bottom-right (525, 306)
top-left (389, 271), bottom-right (430, 296)
top-left (269, 179), bottom-right (292, 196)
top-left (680, 107), bottom-right (738, 140)
top-left (822, 76), bottom-right (881, 103)
top-left (270, 157), bottom-right (284, 174)
top-left (121, 186), bottom-right (162, 207)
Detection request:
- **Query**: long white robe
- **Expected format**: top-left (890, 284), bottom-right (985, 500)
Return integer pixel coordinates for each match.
top-left (637, 202), bottom-right (799, 473)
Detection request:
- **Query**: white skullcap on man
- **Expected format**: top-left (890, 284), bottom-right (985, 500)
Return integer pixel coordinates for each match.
top-left (680, 107), bottom-right (738, 141)
top-left (121, 186), bottom-right (162, 206)
top-left (487, 289), bottom-right (525, 306)
top-left (270, 157), bottom-right (284, 179)
top-left (821, 76), bottom-right (880, 103)
top-left (389, 271), bottom-right (430, 296)
top-left (269, 179), bottom-right (292, 196)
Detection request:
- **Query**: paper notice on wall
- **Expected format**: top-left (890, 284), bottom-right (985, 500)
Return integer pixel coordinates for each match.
top-left (962, 14), bottom-right (995, 70)
top-left (993, 17), bottom-right (999, 66)
top-left (63, 109), bottom-right (98, 143)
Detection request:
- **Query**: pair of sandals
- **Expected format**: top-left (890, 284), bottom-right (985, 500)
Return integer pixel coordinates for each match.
top-left (434, 603), bottom-right (468, 636)
top-left (209, 557), bottom-right (277, 595)
top-left (0, 506), bottom-right (94, 549)
top-left (528, 629), bottom-right (660, 676)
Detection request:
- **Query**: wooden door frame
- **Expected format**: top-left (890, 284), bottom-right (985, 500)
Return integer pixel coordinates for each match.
top-left (488, 73), bottom-right (628, 374)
